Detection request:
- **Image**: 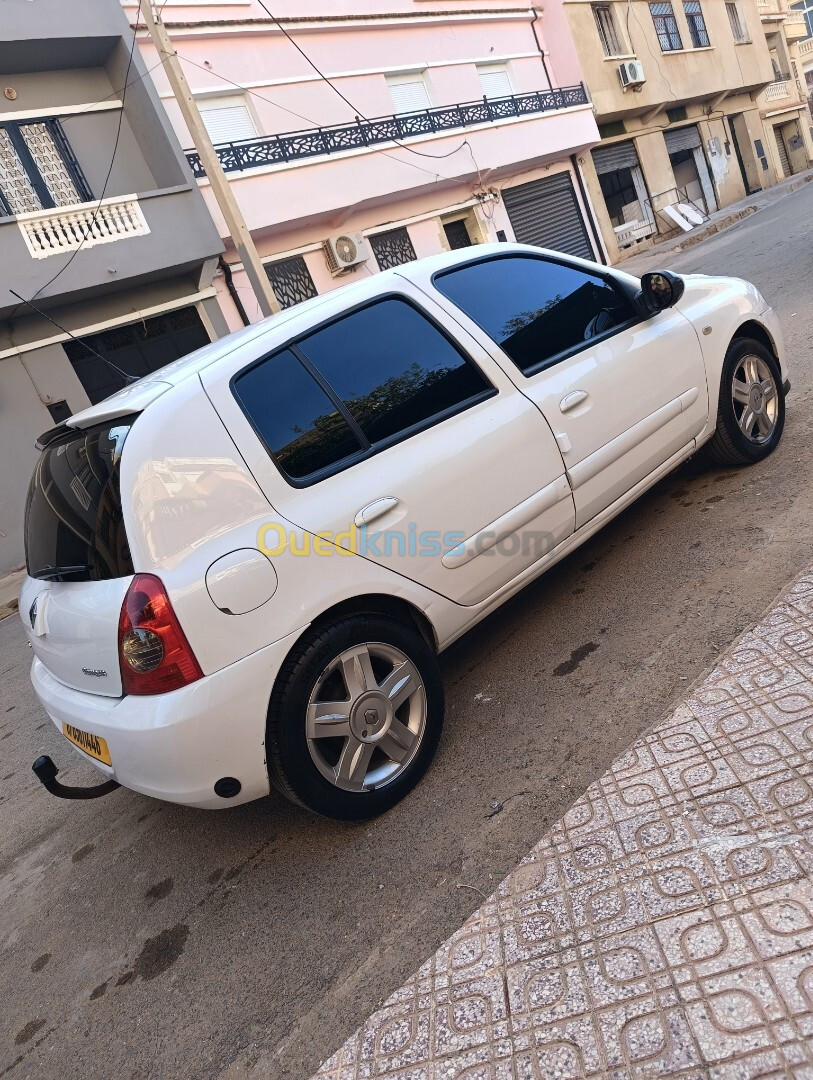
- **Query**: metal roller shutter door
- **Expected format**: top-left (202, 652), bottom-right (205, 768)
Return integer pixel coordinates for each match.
top-left (664, 125), bottom-right (702, 154)
top-left (502, 173), bottom-right (593, 259)
top-left (774, 126), bottom-right (791, 177)
top-left (592, 140), bottom-right (640, 174)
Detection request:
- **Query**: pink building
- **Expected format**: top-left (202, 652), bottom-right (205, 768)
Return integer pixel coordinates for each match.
top-left (125, 0), bottom-right (601, 328)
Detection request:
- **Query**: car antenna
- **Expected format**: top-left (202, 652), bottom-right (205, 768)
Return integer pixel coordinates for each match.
top-left (9, 290), bottom-right (139, 385)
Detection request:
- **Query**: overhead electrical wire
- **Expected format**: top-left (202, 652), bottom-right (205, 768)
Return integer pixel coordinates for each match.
top-left (10, 12), bottom-right (142, 319)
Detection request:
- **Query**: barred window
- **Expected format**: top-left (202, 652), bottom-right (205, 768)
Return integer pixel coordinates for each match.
top-left (650, 2), bottom-right (683, 51)
top-left (369, 227), bottom-right (417, 270)
top-left (593, 4), bottom-right (624, 57)
top-left (265, 255), bottom-right (318, 309)
top-left (683, 1), bottom-right (710, 46)
top-left (0, 118), bottom-right (91, 217)
top-left (726, 1), bottom-right (749, 42)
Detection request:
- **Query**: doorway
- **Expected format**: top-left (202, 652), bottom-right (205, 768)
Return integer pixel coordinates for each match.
top-left (728, 114), bottom-right (759, 195)
top-left (664, 125), bottom-right (718, 214)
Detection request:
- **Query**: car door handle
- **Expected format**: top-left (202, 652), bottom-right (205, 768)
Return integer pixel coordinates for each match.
top-left (354, 497), bottom-right (399, 527)
top-left (560, 390), bottom-right (588, 413)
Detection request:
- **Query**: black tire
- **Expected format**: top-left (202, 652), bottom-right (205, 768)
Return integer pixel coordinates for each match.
top-left (266, 614), bottom-right (444, 820)
top-left (703, 337), bottom-right (785, 467)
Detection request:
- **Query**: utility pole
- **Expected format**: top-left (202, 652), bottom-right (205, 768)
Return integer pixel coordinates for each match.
top-left (138, 0), bottom-right (281, 317)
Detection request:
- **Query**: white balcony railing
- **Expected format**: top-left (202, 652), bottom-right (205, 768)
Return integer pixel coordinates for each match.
top-left (17, 195), bottom-right (150, 260)
top-left (765, 79), bottom-right (792, 99)
top-left (800, 36), bottom-right (813, 55)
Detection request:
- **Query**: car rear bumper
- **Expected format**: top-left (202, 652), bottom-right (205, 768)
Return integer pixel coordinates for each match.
top-left (30, 630), bottom-right (302, 809)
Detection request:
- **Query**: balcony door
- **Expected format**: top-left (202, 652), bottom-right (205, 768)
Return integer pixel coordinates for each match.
top-left (0, 119), bottom-right (91, 216)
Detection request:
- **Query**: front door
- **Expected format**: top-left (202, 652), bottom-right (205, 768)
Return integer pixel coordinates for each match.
top-left (431, 252), bottom-right (709, 528)
top-left (204, 282), bottom-right (574, 607)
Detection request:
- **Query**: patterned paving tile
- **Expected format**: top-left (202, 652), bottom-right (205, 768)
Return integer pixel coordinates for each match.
top-left (310, 569), bottom-right (813, 1080)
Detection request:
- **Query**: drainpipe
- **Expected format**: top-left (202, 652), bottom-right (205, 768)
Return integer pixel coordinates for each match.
top-left (530, 7), bottom-right (554, 88)
top-left (219, 256), bottom-right (250, 327)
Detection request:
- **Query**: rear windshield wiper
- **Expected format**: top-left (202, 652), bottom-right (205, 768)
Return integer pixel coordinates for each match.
top-left (31, 565), bottom-right (93, 581)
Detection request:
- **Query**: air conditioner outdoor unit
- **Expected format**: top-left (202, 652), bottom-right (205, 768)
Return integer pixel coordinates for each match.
top-left (323, 233), bottom-right (369, 275)
top-left (618, 60), bottom-right (645, 89)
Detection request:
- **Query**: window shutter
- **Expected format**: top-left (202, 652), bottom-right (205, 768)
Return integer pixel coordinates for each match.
top-left (386, 77), bottom-right (431, 114)
top-left (198, 97), bottom-right (258, 145)
top-left (477, 65), bottom-right (513, 99)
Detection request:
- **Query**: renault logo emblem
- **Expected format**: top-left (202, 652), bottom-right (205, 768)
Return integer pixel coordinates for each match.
top-left (29, 596), bottom-right (38, 630)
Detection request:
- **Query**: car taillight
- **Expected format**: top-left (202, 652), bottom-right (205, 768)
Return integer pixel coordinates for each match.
top-left (118, 574), bottom-right (203, 695)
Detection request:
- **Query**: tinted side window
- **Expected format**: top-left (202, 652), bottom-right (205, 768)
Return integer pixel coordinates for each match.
top-left (234, 349), bottom-right (363, 480)
top-left (296, 298), bottom-right (492, 445)
top-left (434, 256), bottom-right (635, 375)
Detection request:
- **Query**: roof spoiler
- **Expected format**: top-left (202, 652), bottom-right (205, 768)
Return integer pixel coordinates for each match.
top-left (35, 423), bottom-right (70, 451)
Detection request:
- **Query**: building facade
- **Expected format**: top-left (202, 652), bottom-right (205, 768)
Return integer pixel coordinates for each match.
top-left (564, 0), bottom-right (813, 262)
top-left (124, 0), bottom-right (602, 331)
top-left (0, 0), bottom-right (225, 572)
top-left (754, 0), bottom-right (812, 179)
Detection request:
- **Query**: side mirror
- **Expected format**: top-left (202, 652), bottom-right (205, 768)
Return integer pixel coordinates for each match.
top-left (637, 270), bottom-right (685, 317)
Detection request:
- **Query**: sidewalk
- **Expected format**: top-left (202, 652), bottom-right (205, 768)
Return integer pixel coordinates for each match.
top-left (618, 168), bottom-right (813, 277)
top-left (311, 564), bottom-right (813, 1079)
top-left (0, 566), bottom-right (23, 621)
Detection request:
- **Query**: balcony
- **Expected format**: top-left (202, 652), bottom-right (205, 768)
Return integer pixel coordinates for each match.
top-left (765, 78), bottom-right (792, 99)
top-left (784, 11), bottom-right (810, 39)
top-left (17, 196), bottom-right (149, 260)
top-left (0, 186), bottom-right (221, 321)
top-left (800, 36), bottom-right (813, 56)
top-left (184, 85), bottom-right (590, 178)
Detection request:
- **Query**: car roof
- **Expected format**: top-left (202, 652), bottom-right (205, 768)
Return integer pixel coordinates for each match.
top-left (67, 242), bottom-right (626, 428)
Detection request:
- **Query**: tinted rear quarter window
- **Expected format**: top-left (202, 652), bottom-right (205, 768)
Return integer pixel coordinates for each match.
top-left (434, 256), bottom-right (635, 375)
top-left (25, 420), bottom-right (135, 581)
top-left (296, 298), bottom-right (492, 445)
top-left (235, 298), bottom-right (494, 484)
top-left (233, 348), bottom-right (363, 480)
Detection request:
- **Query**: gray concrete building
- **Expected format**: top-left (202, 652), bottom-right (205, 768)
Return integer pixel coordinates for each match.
top-left (0, 0), bottom-right (226, 572)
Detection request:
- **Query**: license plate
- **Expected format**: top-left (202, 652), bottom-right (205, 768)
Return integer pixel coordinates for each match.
top-left (62, 723), bottom-right (112, 766)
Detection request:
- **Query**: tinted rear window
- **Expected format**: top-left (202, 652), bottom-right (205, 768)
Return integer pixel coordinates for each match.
top-left (25, 420), bottom-right (135, 582)
top-left (233, 348), bottom-right (364, 480)
top-left (296, 298), bottom-right (492, 444)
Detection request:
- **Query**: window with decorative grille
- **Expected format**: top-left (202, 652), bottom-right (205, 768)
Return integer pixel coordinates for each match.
top-left (726, 1), bottom-right (749, 42)
top-left (0, 118), bottom-right (91, 217)
top-left (593, 4), bottom-right (624, 57)
top-left (683, 1), bottom-right (710, 46)
top-left (369, 228), bottom-right (417, 270)
top-left (265, 256), bottom-right (318, 309)
top-left (649, 2), bottom-right (683, 50)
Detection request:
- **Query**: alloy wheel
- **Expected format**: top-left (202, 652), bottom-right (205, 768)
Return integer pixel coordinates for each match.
top-left (731, 353), bottom-right (779, 444)
top-left (305, 642), bottom-right (427, 792)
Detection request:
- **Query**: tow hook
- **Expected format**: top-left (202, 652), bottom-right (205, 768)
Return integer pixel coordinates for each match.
top-left (32, 755), bottom-right (121, 800)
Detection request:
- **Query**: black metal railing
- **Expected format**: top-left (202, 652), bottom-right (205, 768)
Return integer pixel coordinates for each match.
top-left (185, 84), bottom-right (590, 178)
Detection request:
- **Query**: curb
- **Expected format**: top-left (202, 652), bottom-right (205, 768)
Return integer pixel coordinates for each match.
top-left (0, 598), bottom-right (19, 622)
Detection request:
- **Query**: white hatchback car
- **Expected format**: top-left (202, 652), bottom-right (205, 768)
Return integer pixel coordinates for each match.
top-left (21, 244), bottom-right (788, 820)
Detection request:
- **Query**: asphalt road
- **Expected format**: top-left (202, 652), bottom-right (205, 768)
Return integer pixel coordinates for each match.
top-left (3, 182), bottom-right (813, 1080)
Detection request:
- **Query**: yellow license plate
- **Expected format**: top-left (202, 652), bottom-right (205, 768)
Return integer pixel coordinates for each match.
top-left (62, 723), bottom-right (112, 766)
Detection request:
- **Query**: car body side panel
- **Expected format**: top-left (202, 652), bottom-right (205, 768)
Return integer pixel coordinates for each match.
top-left (674, 276), bottom-right (788, 444)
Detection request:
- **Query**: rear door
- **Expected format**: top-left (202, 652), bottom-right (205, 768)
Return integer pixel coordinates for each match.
top-left (203, 283), bottom-right (575, 606)
top-left (432, 252), bottom-right (708, 528)
top-left (21, 419), bottom-right (136, 696)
